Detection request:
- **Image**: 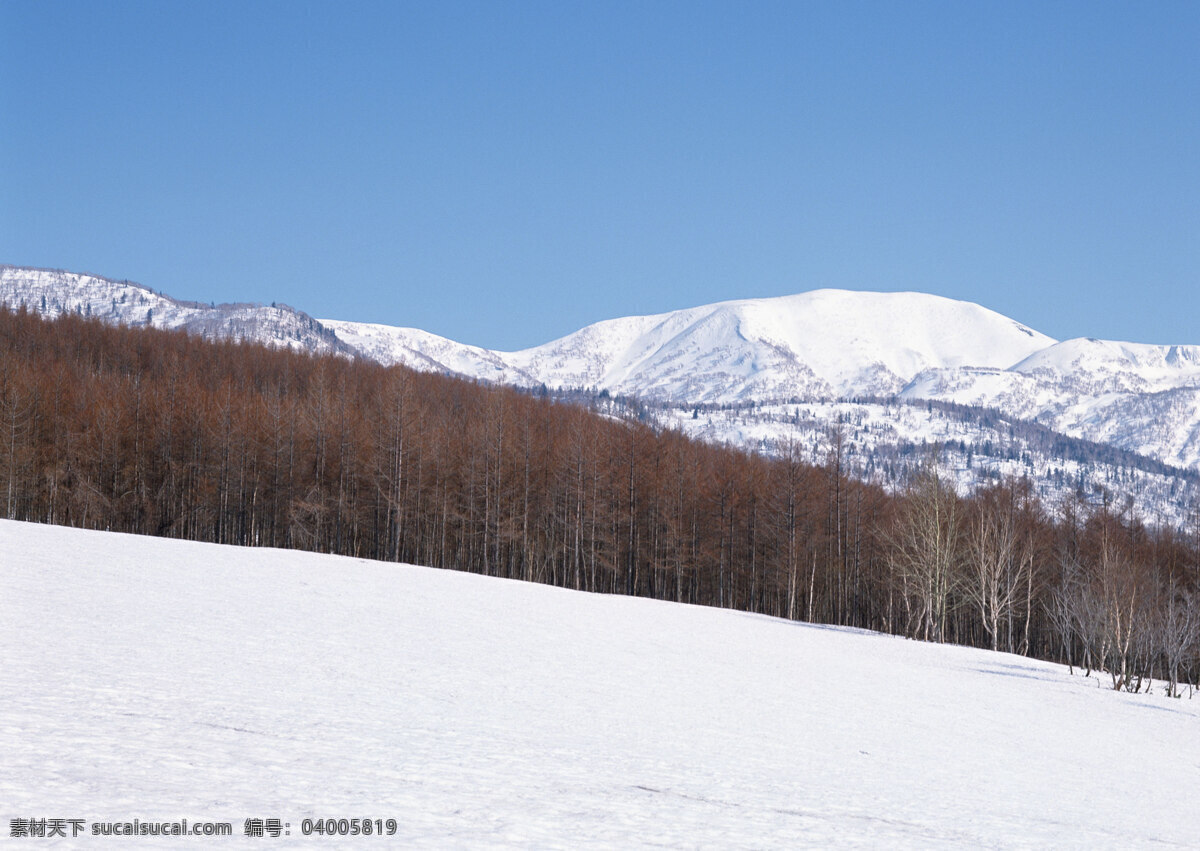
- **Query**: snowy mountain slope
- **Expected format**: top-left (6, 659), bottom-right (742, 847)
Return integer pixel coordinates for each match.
top-left (0, 265), bottom-right (352, 357)
top-left (318, 318), bottom-right (539, 384)
top-left (3, 518), bottom-right (1198, 848)
top-left (327, 289), bottom-right (1056, 402)
top-left (901, 340), bottom-right (1200, 468)
top-left (1014, 337), bottom-right (1200, 394)
top-left (655, 397), bottom-right (1200, 528)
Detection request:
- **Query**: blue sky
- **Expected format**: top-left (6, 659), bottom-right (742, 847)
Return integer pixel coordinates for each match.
top-left (3, 1), bottom-right (1197, 350)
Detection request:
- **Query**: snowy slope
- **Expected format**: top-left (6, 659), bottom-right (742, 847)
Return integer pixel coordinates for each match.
top-left (1014, 338), bottom-right (1200, 394)
top-left (520, 290), bottom-right (1052, 400)
top-left (655, 397), bottom-right (1200, 529)
top-left (326, 289), bottom-right (1054, 401)
top-left (317, 319), bottom-right (538, 385)
top-left (0, 265), bottom-right (350, 357)
top-left (3, 519), bottom-right (1198, 848)
top-left (901, 338), bottom-right (1200, 467)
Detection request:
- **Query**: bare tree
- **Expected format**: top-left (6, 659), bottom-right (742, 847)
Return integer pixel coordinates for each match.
top-left (0, 361), bottom-right (35, 519)
top-left (965, 490), bottom-right (1034, 652)
top-left (1102, 544), bottom-right (1144, 690)
top-left (1158, 581), bottom-right (1200, 698)
top-left (888, 462), bottom-right (963, 642)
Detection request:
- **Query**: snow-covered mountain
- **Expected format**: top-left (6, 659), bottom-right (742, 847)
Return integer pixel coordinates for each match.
top-left (5, 519), bottom-right (1198, 846)
top-left (320, 318), bottom-right (540, 385)
top-left (320, 288), bottom-right (1200, 475)
top-left (327, 289), bottom-right (1055, 402)
top-left (900, 338), bottom-right (1200, 468)
top-left (6, 263), bottom-right (1200, 521)
top-left (0, 265), bottom-right (352, 357)
top-left (657, 396), bottom-right (1200, 529)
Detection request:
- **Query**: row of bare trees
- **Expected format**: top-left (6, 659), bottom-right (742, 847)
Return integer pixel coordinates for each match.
top-left (1, 305), bottom-right (1198, 692)
top-left (1047, 519), bottom-right (1200, 696)
top-left (889, 464), bottom-right (1200, 693)
top-left (888, 471), bottom-right (1040, 652)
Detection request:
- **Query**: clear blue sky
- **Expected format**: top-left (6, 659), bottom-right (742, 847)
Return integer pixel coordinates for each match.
top-left (3, 1), bottom-right (1197, 350)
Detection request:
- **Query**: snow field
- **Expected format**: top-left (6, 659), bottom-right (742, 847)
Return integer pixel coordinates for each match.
top-left (2, 519), bottom-right (1198, 848)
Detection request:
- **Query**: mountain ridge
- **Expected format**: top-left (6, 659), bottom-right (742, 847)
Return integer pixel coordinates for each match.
top-left (4, 263), bottom-right (1200, 522)
top-left (316, 284), bottom-right (1200, 471)
top-left (0, 264), bottom-right (354, 358)
top-left (327, 288), bottom-right (1059, 401)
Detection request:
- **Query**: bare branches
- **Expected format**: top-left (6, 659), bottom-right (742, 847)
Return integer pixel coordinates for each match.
top-left (964, 487), bottom-right (1035, 652)
top-left (887, 464), bottom-right (963, 643)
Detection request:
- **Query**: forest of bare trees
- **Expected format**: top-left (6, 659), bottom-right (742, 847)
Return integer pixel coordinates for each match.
top-left (1, 305), bottom-right (1198, 694)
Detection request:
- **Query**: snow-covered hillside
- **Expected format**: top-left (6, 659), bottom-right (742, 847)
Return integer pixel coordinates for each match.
top-left (2, 519), bottom-right (1197, 847)
top-left (656, 398), bottom-right (1200, 529)
top-left (318, 318), bottom-right (538, 384)
top-left (903, 339), bottom-right (1200, 468)
top-left (0, 265), bottom-right (350, 357)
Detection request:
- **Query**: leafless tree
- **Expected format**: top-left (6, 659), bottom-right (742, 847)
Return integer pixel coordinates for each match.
top-left (888, 462), bottom-right (963, 642)
top-left (965, 489), bottom-right (1034, 652)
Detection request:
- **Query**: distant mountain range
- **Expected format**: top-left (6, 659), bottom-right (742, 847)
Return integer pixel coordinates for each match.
top-left (322, 290), bottom-right (1200, 472)
top-left (5, 263), bottom-right (1199, 523)
top-left (0, 265), bottom-right (352, 358)
top-left (321, 289), bottom-right (1053, 401)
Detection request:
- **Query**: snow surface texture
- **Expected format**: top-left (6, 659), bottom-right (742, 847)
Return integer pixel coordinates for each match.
top-left (3, 519), bottom-right (1198, 848)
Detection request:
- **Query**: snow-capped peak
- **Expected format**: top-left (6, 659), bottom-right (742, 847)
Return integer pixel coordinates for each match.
top-left (327, 289), bottom-right (1057, 403)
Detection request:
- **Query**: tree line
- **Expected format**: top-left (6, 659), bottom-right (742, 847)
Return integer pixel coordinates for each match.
top-left (1, 305), bottom-right (1197, 694)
